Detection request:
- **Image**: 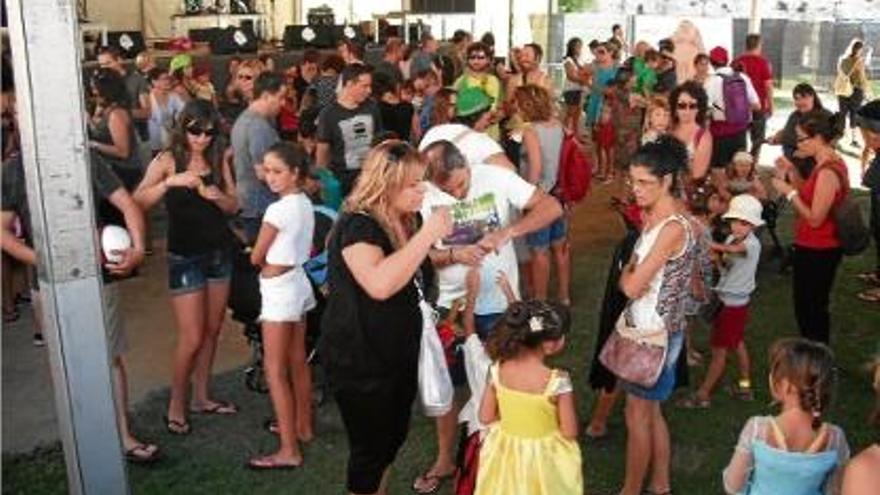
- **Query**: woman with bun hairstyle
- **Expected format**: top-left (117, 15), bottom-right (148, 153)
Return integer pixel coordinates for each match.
top-left (618, 136), bottom-right (695, 495)
top-left (770, 111), bottom-right (849, 345)
top-left (134, 99), bottom-right (240, 434)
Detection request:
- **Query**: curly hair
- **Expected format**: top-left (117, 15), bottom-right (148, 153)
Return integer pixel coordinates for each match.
top-left (486, 300), bottom-right (570, 362)
top-left (514, 84), bottom-right (554, 123)
top-left (669, 80), bottom-right (709, 126)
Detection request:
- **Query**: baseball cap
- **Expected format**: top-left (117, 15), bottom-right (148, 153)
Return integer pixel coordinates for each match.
top-left (709, 46), bottom-right (729, 66)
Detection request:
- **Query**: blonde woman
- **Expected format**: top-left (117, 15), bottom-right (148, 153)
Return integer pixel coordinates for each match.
top-left (318, 141), bottom-right (452, 495)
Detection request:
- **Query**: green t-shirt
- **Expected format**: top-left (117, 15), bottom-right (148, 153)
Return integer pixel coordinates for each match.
top-left (633, 58), bottom-right (657, 96)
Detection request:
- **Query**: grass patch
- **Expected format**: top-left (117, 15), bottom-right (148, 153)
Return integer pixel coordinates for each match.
top-left (3, 190), bottom-right (878, 495)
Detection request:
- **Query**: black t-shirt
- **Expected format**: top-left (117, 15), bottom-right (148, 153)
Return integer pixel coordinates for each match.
top-left (319, 212), bottom-right (423, 381)
top-left (2, 153), bottom-right (123, 248)
top-left (316, 100), bottom-right (383, 174)
top-left (379, 101), bottom-right (414, 142)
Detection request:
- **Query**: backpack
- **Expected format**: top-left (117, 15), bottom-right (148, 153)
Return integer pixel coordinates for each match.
top-left (713, 73), bottom-right (751, 136)
top-left (822, 164), bottom-right (870, 256)
top-left (556, 133), bottom-right (592, 203)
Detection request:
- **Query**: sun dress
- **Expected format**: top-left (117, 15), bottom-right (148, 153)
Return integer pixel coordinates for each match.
top-left (475, 364), bottom-right (583, 495)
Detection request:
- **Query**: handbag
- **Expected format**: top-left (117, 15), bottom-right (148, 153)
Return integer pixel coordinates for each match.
top-left (416, 283), bottom-right (454, 417)
top-left (599, 310), bottom-right (668, 388)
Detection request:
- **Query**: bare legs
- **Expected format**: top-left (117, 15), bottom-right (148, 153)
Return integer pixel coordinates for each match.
top-left (413, 404), bottom-right (459, 493)
top-left (166, 281), bottom-right (231, 427)
top-left (622, 395), bottom-right (671, 495)
top-left (530, 237), bottom-right (571, 304)
top-left (695, 343), bottom-right (751, 402)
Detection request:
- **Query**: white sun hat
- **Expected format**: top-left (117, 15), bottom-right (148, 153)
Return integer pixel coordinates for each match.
top-left (722, 194), bottom-right (765, 227)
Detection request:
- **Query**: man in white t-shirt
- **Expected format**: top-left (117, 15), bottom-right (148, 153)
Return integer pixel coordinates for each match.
top-left (418, 87), bottom-right (514, 170)
top-left (411, 139), bottom-right (562, 493)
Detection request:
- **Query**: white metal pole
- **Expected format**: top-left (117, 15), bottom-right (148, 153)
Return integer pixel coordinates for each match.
top-left (749, 0), bottom-right (762, 34)
top-left (6, 1), bottom-right (129, 494)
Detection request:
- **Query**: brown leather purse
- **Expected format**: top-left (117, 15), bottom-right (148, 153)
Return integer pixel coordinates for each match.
top-left (599, 311), bottom-right (668, 388)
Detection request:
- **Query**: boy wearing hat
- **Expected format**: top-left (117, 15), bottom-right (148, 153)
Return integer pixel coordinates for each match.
top-left (680, 194), bottom-right (763, 408)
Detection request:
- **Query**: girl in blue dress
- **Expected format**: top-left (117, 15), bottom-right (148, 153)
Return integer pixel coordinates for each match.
top-left (722, 338), bottom-right (849, 495)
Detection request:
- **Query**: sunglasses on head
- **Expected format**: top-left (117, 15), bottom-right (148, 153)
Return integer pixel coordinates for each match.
top-left (676, 102), bottom-right (698, 110)
top-left (186, 124), bottom-right (217, 137)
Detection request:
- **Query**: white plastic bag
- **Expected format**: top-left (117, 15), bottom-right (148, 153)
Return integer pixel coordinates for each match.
top-left (417, 299), bottom-right (454, 417)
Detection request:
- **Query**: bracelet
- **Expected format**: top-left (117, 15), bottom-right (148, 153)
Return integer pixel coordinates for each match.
top-left (786, 190), bottom-right (798, 202)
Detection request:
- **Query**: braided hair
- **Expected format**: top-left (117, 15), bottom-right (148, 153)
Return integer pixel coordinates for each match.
top-left (485, 300), bottom-right (571, 362)
top-left (769, 338), bottom-right (837, 430)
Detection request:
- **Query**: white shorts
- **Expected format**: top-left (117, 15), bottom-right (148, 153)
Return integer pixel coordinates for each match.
top-left (259, 267), bottom-right (316, 323)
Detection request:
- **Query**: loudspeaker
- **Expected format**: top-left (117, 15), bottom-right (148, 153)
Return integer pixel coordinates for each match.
top-left (283, 25), bottom-right (335, 50)
top-left (409, 0), bottom-right (475, 13)
top-left (189, 27), bottom-right (222, 44)
top-left (106, 31), bottom-right (146, 59)
top-left (333, 24), bottom-right (366, 45)
top-left (211, 25), bottom-right (258, 54)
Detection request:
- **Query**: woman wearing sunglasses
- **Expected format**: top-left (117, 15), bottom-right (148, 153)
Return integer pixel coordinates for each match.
top-left (670, 81), bottom-right (713, 181)
top-left (454, 42), bottom-right (502, 141)
top-left (134, 100), bottom-right (240, 435)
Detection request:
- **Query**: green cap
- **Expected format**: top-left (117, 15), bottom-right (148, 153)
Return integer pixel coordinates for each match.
top-left (456, 87), bottom-right (493, 117)
top-left (169, 54), bottom-right (193, 74)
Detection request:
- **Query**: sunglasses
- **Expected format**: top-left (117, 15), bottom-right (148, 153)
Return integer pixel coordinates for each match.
top-left (186, 125), bottom-right (217, 137)
top-left (676, 102), bottom-right (699, 110)
top-left (796, 135), bottom-right (811, 143)
top-left (237, 74), bottom-right (254, 81)
top-left (468, 54), bottom-right (488, 60)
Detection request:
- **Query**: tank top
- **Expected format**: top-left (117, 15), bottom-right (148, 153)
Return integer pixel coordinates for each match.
top-left (519, 121), bottom-right (564, 193)
top-left (164, 155), bottom-right (233, 256)
top-left (794, 159), bottom-right (848, 250)
top-left (90, 106), bottom-right (141, 171)
top-left (628, 214), bottom-right (695, 333)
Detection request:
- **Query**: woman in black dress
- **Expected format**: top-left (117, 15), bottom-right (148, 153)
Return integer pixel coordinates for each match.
top-left (319, 140), bottom-right (451, 495)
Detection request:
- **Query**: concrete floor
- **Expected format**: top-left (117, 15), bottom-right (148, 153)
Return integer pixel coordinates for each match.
top-left (1, 240), bottom-right (251, 454)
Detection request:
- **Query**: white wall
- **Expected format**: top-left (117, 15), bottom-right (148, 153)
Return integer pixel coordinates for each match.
top-left (86, 0), bottom-right (142, 32)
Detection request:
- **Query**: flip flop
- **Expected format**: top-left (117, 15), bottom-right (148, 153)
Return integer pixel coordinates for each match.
top-left (163, 416), bottom-right (191, 436)
top-left (857, 289), bottom-right (880, 303)
top-left (856, 272), bottom-right (880, 285)
top-left (246, 456), bottom-right (302, 471)
top-left (583, 426), bottom-right (608, 441)
top-left (190, 401), bottom-right (238, 415)
top-left (124, 443), bottom-right (160, 464)
top-left (411, 470), bottom-right (455, 494)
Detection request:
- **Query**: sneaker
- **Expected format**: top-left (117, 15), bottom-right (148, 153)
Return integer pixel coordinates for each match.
top-left (33, 333), bottom-right (46, 347)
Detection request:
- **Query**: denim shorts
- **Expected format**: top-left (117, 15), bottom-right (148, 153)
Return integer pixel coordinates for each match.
top-left (620, 330), bottom-right (684, 401)
top-left (526, 217), bottom-right (567, 250)
top-left (167, 249), bottom-right (233, 295)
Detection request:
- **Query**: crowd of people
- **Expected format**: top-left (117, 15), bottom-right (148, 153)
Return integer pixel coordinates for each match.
top-left (1, 21), bottom-right (879, 495)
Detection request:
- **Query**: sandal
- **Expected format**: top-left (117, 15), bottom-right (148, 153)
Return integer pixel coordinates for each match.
top-left (124, 443), bottom-right (160, 464)
top-left (263, 418), bottom-right (279, 435)
top-left (247, 455), bottom-right (302, 471)
top-left (583, 424), bottom-right (608, 441)
top-left (163, 416), bottom-right (191, 436)
top-left (190, 401), bottom-right (238, 415)
top-left (676, 393), bottom-right (710, 409)
top-left (856, 272), bottom-right (880, 285)
top-left (411, 470), bottom-right (455, 494)
top-left (857, 288), bottom-right (880, 303)
top-left (731, 380), bottom-right (755, 401)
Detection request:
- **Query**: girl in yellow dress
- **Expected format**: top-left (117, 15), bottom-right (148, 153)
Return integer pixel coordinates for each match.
top-left (476, 300), bottom-right (583, 495)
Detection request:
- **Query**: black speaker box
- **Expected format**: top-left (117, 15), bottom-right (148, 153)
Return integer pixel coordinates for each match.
top-left (106, 31), bottom-right (146, 59)
top-left (189, 27), bottom-right (222, 44)
top-left (283, 25), bottom-right (335, 50)
top-left (211, 25), bottom-right (258, 54)
top-left (333, 24), bottom-right (366, 45)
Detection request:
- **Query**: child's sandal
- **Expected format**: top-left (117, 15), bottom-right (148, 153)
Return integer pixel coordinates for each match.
top-left (732, 381), bottom-right (755, 401)
top-left (676, 393), bottom-right (710, 409)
